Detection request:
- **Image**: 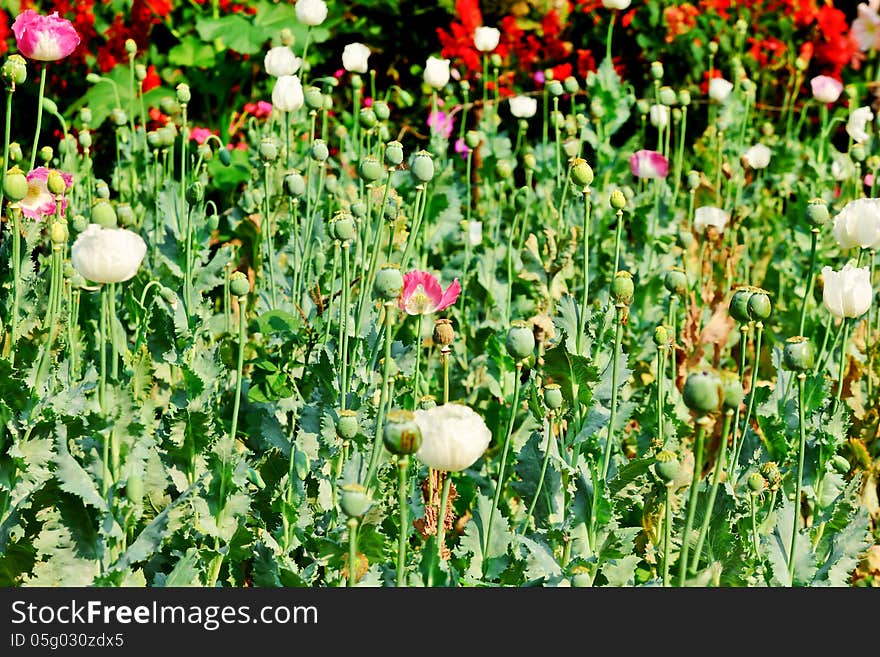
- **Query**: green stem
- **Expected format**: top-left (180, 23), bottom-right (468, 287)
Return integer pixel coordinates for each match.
top-left (325, 243), bottom-right (340, 345)
top-left (663, 483), bottom-right (673, 586)
top-left (340, 243), bottom-right (351, 410)
top-left (109, 282), bottom-right (119, 380)
top-left (798, 229), bottom-right (819, 336)
top-left (601, 304), bottom-right (625, 481)
top-left (0, 88), bottom-right (12, 209)
top-left (99, 285), bottom-right (108, 412)
top-left (396, 455), bottom-right (409, 587)
top-left (434, 473), bottom-right (452, 586)
top-left (733, 321), bottom-right (763, 479)
top-left (788, 374), bottom-right (807, 586)
top-left (605, 12), bottom-right (616, 63)
top-left (520, 415), bottom-right (552, 534)
top-left (8, 208), bottom-right (21, 366)
top-left (263, 163), bottom-right (278, 309)
top-left (678, 417), bottom-right (708, 587)
top-left (832, 319), bottom-right (852, 413)
top-left (411, 314), bottom-right (423, 409)
top-left (612, 209), bottom-right (623, 278)
top-left (750, 492), bottom-right (760, 559)
top-left (690, 409), bottom-right (733, 573)
top-left (229, 296), bottom-right (247, 441)
top-left (365, 303), bottom-right (394, 491)
top-left (577, 188), bottom-right (592, 354)
top-left (347, 518), bottom-right (358, 587)
top-left (483, 362), bottom-right (523, 569)
top-left (442, 348), bottom-right (450, 404)
top-left (657, 347), bottom-right (665, 448)
top-left (29, 65), bottom-right (48, 171)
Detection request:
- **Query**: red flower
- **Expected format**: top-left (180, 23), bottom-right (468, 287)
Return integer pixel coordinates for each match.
top-left (141, 64), bottom-right (161, 92)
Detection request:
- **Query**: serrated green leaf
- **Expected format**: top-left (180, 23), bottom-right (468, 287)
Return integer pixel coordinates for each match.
top-left (54, 424), bottom-right (107, 513)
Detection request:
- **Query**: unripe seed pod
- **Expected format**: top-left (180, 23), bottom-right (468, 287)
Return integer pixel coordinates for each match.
top-left (72, 214), bottom-right (88, 233)
top-left (687, 170), bottom-right (701, 190)
top-left (570, 157), bottom-right (594, 187)
top-left (384, 140), bottom-right (404, 167)
top-left (284, 170), bottom-right (306, 197)
top-left (185, 181), bottom-right (204, 204)
top-left (259, 137), bottom-right (279, 162)
top-left (358, 107), bottom-right (377, 129)
top-left (359, 155), bottom-right (383, 182)
top-left (682, 370), bottom-right (723, 414)
top-left (125, 38), bottom-right (137, 55)
top-left (650, 61), bottom-right (664, 80)
top-left (50, 221), bottom-right (68, 246)
top-left (91, 200), bottom-right (117, 227)
top-left (547, 80), bottom-right (563, 96)
top-left (562, 138), bottom-right (579, 158)
top-left (8, 142), bottom-right (22, 162)
top-left (747, 472), bottom-right (766, 493)
top-left (465, 130), bottom-right (481, 149)
top-left (3, 168), bottom-right (28, 201)
top-left (350, 201), bottom-right (367, 219)
top-left (373, 100), bottom-right (390, 121)
top-left (563, 75), bottom-right (579, 94)
top-left (612, 270), bottom-right (634, 304)
top-left (176, 83), bottom-right (191, 104)
top-left (39, 146), bottom-right (53, 163)
top-left (79, 107), bottom-right (93, 126)
top-left (159, 286), bottom-right (178, 308)
top-left (330, 212), bottom-right (357, 242)
top-left (135, 63), bottom-right (147, 81)
top-left (653, 325), bottom-right (669, 347)
top-left (229, 271), bottom-right (250, 297)
top-left (410, 150), bottom-right (435, 183)
top-left (418, 395), bottom-right (437, 410)
top-left (340, 483), bottom-right (372, 519)
top-left (383, 199), bottom-right (399, 221)
top-left (305, 86), bottom-right (324, 110)
top-left (806, 198), bottom-right (829, 227)
top-left (664, 268), bottom-right (688, 295)
top-left (729, 287), bottom-right (754, 323)
top-left (708, 41), bottom-right (719, 54)
top-left (383, 410), bottom-right (422, 455)
top-left (653, 450), bottom-right (680, 483)
top-left (679, 89), bottom-right (692, 106)
top-left (830, 454), bottom-right (850, 475)
top-left (351, 73), bottom-right (363, 89)
top-left (310, 139), bottom-right (329, 162)
top-left (506, 320), bottom-right (535, 361)
top-left (783, 336), bottom-right (815, 372)
top-left (374, 264), bottom-right (404, 300)
top-left (79, 130), bottom-right (92, 149)
top-left (218, 147), bottom-right (232, 166)
top-left (747, 289), bottom-right (772, 320)
top-left (523, 152), bottom-right (537, 171)
top-left (658, 86), bottom-right (677, 106)
top-left (543, 383), bottom-right (563, 410)
top-left (1, 54), bottom-right (27, 86)
top-left (433, 318), bottom-right (454, 346)
top-left (495, 159), bottom-right (514, 179)
top-left (610, 189), bottom-right (627, 210)
top-left (336, 409), bottom-right (359, 439)
top-left (94, 179), bottom-right (110, 199)
top-left (116, 203), bottom-right (136, 227)
top-left (719, 370), bottom-right (744, 409)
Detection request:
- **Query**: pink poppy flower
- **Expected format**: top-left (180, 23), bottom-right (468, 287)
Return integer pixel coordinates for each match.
top-left (427, 110), bottom-right (454, 139)
top-left (399, 270), bottom-right (461, 315)
top-left (19, 167), bottom-right (72, 220)
top-left (12, 10), bottom-right (80, 62)
top-left (189, 127), bottom-right (216, 144)
top-left (454, 138), bottom-right (469, 160)
top-left (243, 101), bottom-right (273, 119)
top-left (810, 75), bottom-right (843, 103)
top-left (629, 149), bottom-right (669, 179)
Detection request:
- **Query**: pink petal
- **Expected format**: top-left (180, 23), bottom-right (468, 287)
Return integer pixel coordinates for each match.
top-left (435, 278), bottom-right (462, 312)
top-left (400, 270), bottom-right (443, 314)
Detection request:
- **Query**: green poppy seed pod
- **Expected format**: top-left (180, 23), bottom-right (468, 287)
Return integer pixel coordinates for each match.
top-left (783, 336), bottom-right (815, 372)
top-left (664, 268), bottom-right (688, 295)
top-left (373, 100), bottom-right (390, 121)
top-left (747, 472), bottom-right (766, 493)
top-left (205, 212), bottom-right (219, 233)
top-left (323, 175), bottom-right (339, 195)
top-left (374, 264), bottom-right (404, 300)
top-left (218, 147), bottom-right (232, 166)
top-left (116, 203), bottom-right (136, 227)
top-left (158, 125), bottom-right (177, 147)
top-left (384, 140), bottom-right (404, 167)
top-left (418, 395), bottom-right (437, 410)
top-left (610, 189), bottom-right (627, 211)
top-left (359, 155), bottom-right (383, 182)
top-left (284, 170), bottom-right (306, 197)
top-left (8, 142), bottom-right (22, 162)
top-left (109, 107), bottom-right (126, 127)
top-left (831, 454), bottom-right (851, 475)
top-left (176, 83), bottom-right (191, 104)
top-left (562, 138), bottom-right (580, 158)
top-left (183, 183), bottom-right (204, 207)
top-left (358, 107), bottom-right (377, 129)
top-left (465, 130), bottom-right (481, 149)
top-left (94, 179), bottom-right (110, 199)
top-left (323, 95), bottom-right (334, 110)
top-left (350, 201), bottom-right (367, 219)
top-left (570, 157), bottom-right (594, 187)
top-left (280, 28), bottom-right (295, 46)
top-left (729, 287), bottom-right (755, 323)
top-left (71, 214), bottom-right (88, 233)
top-left (330, 212), bottom-right (357, 242)
top-left (383, 410), bottom-right (423, 455)
top-left (687, 170), bottom-right (701, 190)
top-left (305, 85), bottom-right (324, 110)
top-left (124, 38), bottom-right (138, 56)
top-left (39, 146), bottom-right (53, 164)
top-left (376, 124), bottom-right (391, 143)
top-left (747, 289), bottom-right (772, 321)
top-left (506, 320), bottom-right (536, 361)
top-left (653, 450), bottom-right (680, 483)
top-left (86, 72), bottom-right (103, 85)
top-left (650, 60), bottom-right (664, 80)
top-left (433, 318), bottom-right (455, 346)
top-left (351, 73), bottom-right (363, 89)
top-left (383, 199), bottom-right (399, 222)
top-left (490, 53), bottom-right (502, 68)
top-left (49, 221), bottom-right (68, 246)
top-left (339, 483), bottom-right (373, 519)
top-left (653, 325), bottom-right (669, 347)
top-left (259, 138), bottom-right (279, 163)
top-left (310, 139), bottom-right (329, 162)
top-left (682, 371), bottom-right (723, 415)
top-left (548, 80), bottom-right (563, 96)
top-left (658, 86), bottom-right (677, 106)
top-left (159, 286), bottom-right (178, 309)
top-left (336, 410), bottom-right (359, 439)
top-left (126, 474), bottom-right (144, 504)
top-left (708, 41), bottom-right (719, 54)
top-left (91, 200), bottom-right (117, 228)
top-left (570, 565), bottom-right (592, 587)
top-left (523, 152), bottom-right (537, 171)
top-left (495, 158), bottom-right (514, 179)
top-left (612, 271), bottom-right (635, 305)
top-left (79, 130), bottom-right (92, 149)
top-left (719, 371), bottom-right (744, 409)
top-left (678, 89), bottom-right (691, 106)
top-left (229, 271), bottom-right (250, 297)
top-left (41, 97), bottom-right (59, 116)
top-left (411, 150), bottom-right (435, 183)
top-left (79, 107), bottom-right (92, 126)
top-left (806, 198), bottom-right (829, 227)
top-left (135, 63), bottom-right (147, 81)
top-left (543, 383), bottom-right (564, 410)
top-left (635, 99), bottom-right (650, 117)
top-left (563, 75), bottom-right (579, 94)
top-left (1, 54), bottom-right (27, 86)
top-left (851, 143), bottom-right (867, 163)
top-left (45, 170), bottom-right (65, 196)
top-left (146, 130), bottom-right (161, 150)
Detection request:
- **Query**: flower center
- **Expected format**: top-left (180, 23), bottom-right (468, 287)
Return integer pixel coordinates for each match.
top-left (406, 285), bottom-right (435, 315)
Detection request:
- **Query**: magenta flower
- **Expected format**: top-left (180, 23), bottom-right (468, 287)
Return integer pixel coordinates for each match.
top-left (19, 167), bottom-right (72, 220)
top-left (454, 137), bottom-right (469, 159)
top-left (629, 149), bottom-right (669, 179)
top-left (399, 270), bottom-right (461, 315)
top-left (189, 127), bottom-right (215, 144)
top-left (12, 10), bottom-right (80, 62)
top-left (427, 110), bottom-right (454, 139)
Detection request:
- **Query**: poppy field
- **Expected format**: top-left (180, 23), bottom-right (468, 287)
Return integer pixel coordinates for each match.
top-left (0, 0), bottom-right (878, 588)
